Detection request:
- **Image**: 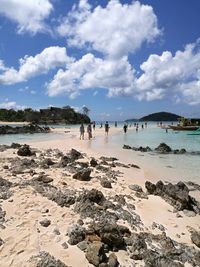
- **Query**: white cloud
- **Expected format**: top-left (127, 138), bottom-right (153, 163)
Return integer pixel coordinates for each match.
top-left (0, 0), bottom-right (53, 34)
top-left (135, 40), bottom-right (200, 103)
top-left (47, 53), bottom-right (136, 98)
top-left (0, 101), bottom-right (26, 110)
top-left (0, 46), bottom-right (72, 85)
top-left (57, 0), bottom-right (160, 58)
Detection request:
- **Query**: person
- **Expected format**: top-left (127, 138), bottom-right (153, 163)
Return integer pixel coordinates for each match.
top-left (123, 123), bottom-right (128, 133)
top-left (115, 121), bottom-right (117, 127)
top-left (80, 123), bottom-right (85, 140)
top-left (105, 121), bottom-right (109, 135)
top-left (100, 122), bottom-right (103, 128)
top-left (93, 121), bottom-right (96, 130)
top-left (87, 123), bottom-right (92, 139)
top-left (136, 126), bottom-right (138, 132)
top-left (141, 124), bottom-right (144, 129)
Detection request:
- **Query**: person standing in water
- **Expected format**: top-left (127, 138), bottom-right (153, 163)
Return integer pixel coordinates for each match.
top-left (105, 121), bottom-right (109, 135)
top-left (123, 124), bottom-right (128, 133)
top-left (87, 124), bottom-right (92, 139)
top-left (80, 123), bottom-right (85, 140)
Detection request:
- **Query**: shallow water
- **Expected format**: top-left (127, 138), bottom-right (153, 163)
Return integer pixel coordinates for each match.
top-left (0, 122), bottom-right (199, 183)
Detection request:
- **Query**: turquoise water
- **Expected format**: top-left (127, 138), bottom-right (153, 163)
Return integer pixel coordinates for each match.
top-left (113, 124), bottom-right (200, 152)
top-left (0, 122), bottom-right (199, 183)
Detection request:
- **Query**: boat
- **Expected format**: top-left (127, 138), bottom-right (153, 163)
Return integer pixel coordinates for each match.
top-left (168, 117), bottom-right (200, 131)
top-left (187, 127), bottom-right (200, 135)
top-left (168, 125), bottom-right (199, 131)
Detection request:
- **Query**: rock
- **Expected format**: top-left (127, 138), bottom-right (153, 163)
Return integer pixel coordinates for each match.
top-left (33, 174), bottom-right (53, 183)
top-left (90, 158), bottom-right (98, 167)
top-left (40, 158), bottom-right (55, 167)
top-left (100, 178), bottom-right (112, 188)
top-left (155, 143), bottom-right (172, 153)
top-left (129, 184), bottom-right (143, 192)
top-left (32, 251), bottom-right (68, 267)
top-left (0, 237), bottom-right (4, 246)
top-left (33, 184), bottom-right (75, 208)
top-left (17, 144), bottom-right (35, 157)
top-left (69, 148), bottom-right (83, 161)
top-left (183, 210), bottom-right (196, 217)
top-left (145, 180), bottom-right (200, 213)
top-left (67, 224), bottom-right (86, 245)
top-left (77, 240), bottom-right (89, 251)
top-left (61, 242), bottom-right (68, 249)
top-left (129, 164), bottom-right (140, 169)
top-left (86, 241), bottom-right (107, 266)
top-left (53, 228), bottom-right (60, 235)
top-left (191, 232), bottom-right (200, 248)
top-left (10, 143), bottom-right (21, 149)
top-left (123, 145), bottom-right (132, 149)
top-left (108, 253), bottom-right (119, 267)
top-left (73, 168), bottom-right (91, 181)
top-left (59, 156), bottom-right (70, 167)
top-left (39, 219), bottom-right (51, 227)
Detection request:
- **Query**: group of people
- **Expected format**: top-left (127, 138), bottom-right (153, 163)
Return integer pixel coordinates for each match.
top-left (79, 121), bottom-right (110, 140)
top-left (80, 121), bottom-right (148, 139)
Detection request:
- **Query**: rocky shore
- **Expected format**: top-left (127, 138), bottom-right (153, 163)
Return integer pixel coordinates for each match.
top-left (0, 124), bottom-right (50, 135)
top-left (0, 144), bottom-right (200, 266)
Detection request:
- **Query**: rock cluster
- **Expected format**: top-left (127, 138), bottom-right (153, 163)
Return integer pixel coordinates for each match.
top-left (0, 124), bottom-right (50, 135)
top-left (123, 142), bottom-right (187, 154)
top-left (145, 180), bottom-right (200, 214)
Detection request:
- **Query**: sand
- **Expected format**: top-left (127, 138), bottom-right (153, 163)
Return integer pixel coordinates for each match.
top-left (0, 127), bottom-right (200, 266)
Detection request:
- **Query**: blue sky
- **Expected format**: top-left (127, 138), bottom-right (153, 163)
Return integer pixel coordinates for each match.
top-left (0, 0), bottom-right (200, 120)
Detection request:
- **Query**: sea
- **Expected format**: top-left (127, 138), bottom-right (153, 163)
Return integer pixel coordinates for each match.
top-left (0, 122), bottom-right (200, 184)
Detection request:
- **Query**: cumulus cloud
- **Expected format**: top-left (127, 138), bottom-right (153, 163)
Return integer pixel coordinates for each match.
top-left (46, 39), bottom-right (200, 104)
top-left (57, 0), bottom-right (160, 58)
top-left (135, 40), bottom-right (200, 103)
top-left (47, 53), bottom-right (135, 98)
top-left (0, 46), bottom-right (72, 85)
top-left (0, 0), bottom-right (53, 34)
top-left (0, 101), bottom-right (26, 110)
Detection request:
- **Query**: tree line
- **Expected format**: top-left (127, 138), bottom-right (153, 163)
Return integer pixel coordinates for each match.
top-left (0, 106), bottom-right (90, 124)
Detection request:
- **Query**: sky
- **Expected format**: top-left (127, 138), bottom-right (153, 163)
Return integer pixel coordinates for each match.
top-left (0, 0), bottom-right (200, 120)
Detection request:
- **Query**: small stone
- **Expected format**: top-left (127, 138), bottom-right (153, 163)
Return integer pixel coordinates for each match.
top-left (62, 242), bottom-right (68, 249)
top-left (53, 228), bottom-right (60, 235)
top-left (191, 231), bottom-right (200, 248)
top-left (39, 219), bottom-right (51, 227)
top-left (129, 184), bottom-right (143, 192)
top-left (100, 178), bottom-right (112, 188)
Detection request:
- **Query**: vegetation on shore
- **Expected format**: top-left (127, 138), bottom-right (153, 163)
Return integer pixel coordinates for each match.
top-left (0, 106), bottom-right (90, 124)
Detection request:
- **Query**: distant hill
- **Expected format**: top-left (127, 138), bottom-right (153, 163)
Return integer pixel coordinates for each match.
top-left (139, 112), bottom-right (180, 121)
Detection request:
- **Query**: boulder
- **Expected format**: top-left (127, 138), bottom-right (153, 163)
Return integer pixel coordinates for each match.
top-left (68, 224), bottom-right (86, 245)
top-left (86, 241), bottom-right (107, 266)
top-left (145, 180), bottom-right (200, 213)
top-left (73, 168), bottom-right (91, 181)
top-left (155, 143), bottom-right (172, 153)
top-left (17, 144), bottom-right (35, 157)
